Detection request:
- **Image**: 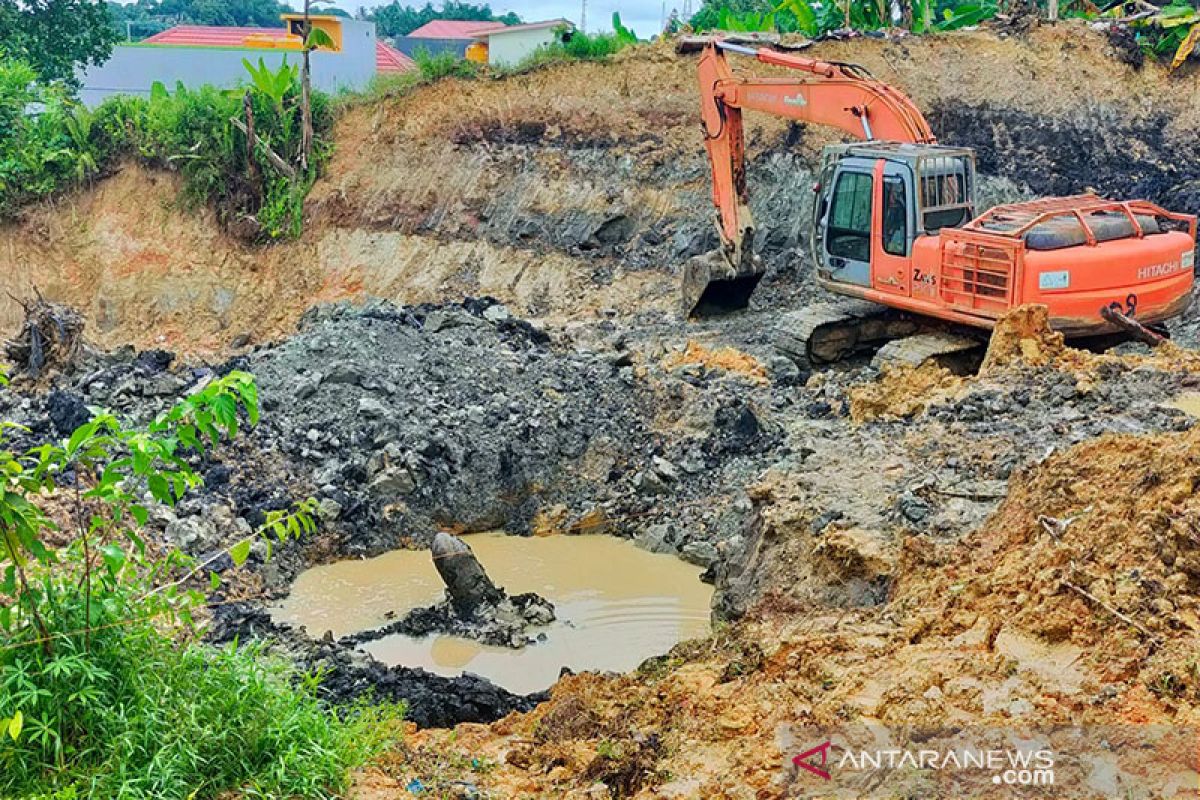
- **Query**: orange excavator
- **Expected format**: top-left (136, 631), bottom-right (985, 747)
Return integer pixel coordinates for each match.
top-left (683, 39), bottom-right (1198, 365)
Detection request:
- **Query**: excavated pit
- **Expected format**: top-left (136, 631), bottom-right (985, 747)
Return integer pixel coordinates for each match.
top-left (273, 532), bottom-right (713, 695)
top-left (6, 23), bottom-right (1200, 795)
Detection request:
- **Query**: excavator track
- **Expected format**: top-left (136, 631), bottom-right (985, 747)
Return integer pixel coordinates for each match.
top-left (774, 299), bottom-right (919, 367)
top-left (870, 331), bottom-right (984, 372)
top-left (774, 300), bottom-right (985, 371)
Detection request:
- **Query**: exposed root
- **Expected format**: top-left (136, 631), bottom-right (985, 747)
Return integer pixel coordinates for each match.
top-left (3, 292), bottom-right (85, 379)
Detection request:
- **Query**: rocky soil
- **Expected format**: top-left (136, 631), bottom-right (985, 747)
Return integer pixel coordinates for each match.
top-left (4, 20), bottom-right (1200, 800)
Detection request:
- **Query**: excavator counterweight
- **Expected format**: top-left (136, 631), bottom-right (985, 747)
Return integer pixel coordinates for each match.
top-left (685, 39), bottom-right (1198, 353)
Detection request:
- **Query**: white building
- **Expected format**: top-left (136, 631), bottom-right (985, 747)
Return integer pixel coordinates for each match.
top-left (78, 17), bottom-right (413, 108)
top-left (471, 19), bottom-right (574, 68)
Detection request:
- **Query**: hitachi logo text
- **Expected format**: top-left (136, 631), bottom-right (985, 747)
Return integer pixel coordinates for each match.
top-left (1137, 260), bottom-right (1181, 280)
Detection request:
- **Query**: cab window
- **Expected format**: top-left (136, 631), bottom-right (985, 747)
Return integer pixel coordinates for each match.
top-left (882, 177), bottom-right (908, 256)
top-left (827, 171), bottom-right (872, 262)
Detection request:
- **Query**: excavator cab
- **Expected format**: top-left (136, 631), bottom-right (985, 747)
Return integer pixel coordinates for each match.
top-left (812, 143), bottom-right (977, 294)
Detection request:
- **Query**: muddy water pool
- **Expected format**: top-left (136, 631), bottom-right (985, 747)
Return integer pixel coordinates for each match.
top-left (272, 533), bottom-right (713, 694)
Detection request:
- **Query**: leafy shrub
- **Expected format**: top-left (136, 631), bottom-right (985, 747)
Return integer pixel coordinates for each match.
top-left (414, 47), bottom-right (481, 80)
top-left (560, 30), bottom-right (629, 60)
top-left (498, 16), bottom-right (639, 75)
top-left (0, 56), bottom-right (333, 240)
top-left (0, 372), bottom-right (403, 797)
top-left (1, 608), bottom-right (401, 798)
top-left (0, 60), bottom-right (102, 216)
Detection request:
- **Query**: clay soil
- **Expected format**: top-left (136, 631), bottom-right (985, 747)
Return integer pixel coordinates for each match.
top-left (4, 20), bottom-right (1200, 800)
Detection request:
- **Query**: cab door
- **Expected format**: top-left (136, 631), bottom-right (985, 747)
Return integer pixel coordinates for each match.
top-left (818, 158), bottom-right (876, 287)
top-left (870, 160), bottom-right (913, 297)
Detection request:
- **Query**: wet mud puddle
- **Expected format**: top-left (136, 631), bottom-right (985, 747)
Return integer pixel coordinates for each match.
top-left (272, 533), bottom-right (713, 694)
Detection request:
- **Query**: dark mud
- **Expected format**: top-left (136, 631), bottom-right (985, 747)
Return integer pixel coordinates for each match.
top-left (208, 603), bottom-right (548, 728)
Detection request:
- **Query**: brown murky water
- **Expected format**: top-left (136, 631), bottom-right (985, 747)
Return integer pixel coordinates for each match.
top-left (272, 533), bottom-right (713, 694)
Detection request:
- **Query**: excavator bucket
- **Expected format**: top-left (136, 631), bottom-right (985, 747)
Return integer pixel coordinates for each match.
top-left (680, 249), bottom-right (765, 318)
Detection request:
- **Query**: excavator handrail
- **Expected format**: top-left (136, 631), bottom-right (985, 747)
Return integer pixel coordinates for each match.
top-left (966, 195), bottom-right (1198, 241)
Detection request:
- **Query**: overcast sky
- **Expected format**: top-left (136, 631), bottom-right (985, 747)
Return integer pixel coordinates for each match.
top-left (345, 0), bottom-right (680, 37)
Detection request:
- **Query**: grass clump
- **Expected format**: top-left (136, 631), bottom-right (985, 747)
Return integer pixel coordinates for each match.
top-left (415, 47), bottom-right (481, 81)
top-left (0, 373), bottom-right (403, 798)
top-left (0, 610), bottom-right (402, 799)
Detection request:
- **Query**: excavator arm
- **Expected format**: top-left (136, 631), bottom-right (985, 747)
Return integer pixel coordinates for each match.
top-left (697, 40), bottom-right (936, 278)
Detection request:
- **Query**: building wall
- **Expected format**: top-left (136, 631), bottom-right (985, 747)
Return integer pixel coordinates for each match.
top-left (393, 36), bottom-right (470, 58)
top-left (79, 20), bottom-right (378, 108)
top-left (486, 27), bottom-right (561, 67)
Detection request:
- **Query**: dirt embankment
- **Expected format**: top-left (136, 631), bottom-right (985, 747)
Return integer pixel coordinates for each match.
top-left (371, 310), bottom-right (1200, 799)
top-left (4, 25), bottom-right (1200, 354)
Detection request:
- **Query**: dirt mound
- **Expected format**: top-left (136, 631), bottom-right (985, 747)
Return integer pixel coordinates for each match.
top-left (661, 339), bottom-right (768, 384)
top-left (848, 361), bottom-right (966, 422)
top-left (912, 428), bottom-right (1200, 648)
top-left (979, 304), bottom-right (1070, 373)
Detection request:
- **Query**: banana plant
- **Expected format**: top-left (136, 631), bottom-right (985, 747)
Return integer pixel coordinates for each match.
top-left (242, 58), bottom-right (298, 113)
top-left (1153, 4), bottom-right (1200, 70)
top-left (1173, 22), bottom-right (1200, 70)
top-left (612, 12), bottom-right (639, 43)
top-left (1117, 2), bottom-right (1200, 69)
top-left (910, 0), bottom-right (996, 31)
top-left (775, 0), bottom-right (820, 36)
top-left (719, 6), bottom-right (777, 31)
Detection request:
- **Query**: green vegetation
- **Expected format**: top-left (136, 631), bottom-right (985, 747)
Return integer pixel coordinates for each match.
top-left (0, 0), bottom-right (119, 84)
top-left (689, 0), bottom-right (999, 37)
top-left (0, 371), bottom-right (403, 798)
top-left (107, 0), bottom-right (298, 41)
top-left (353, 47), bottom-right (480, 103)
top-left (359, 0), bottom-right (520, 38)
top-left (689, 0), bottom-right (1200, 68)
top-left (350, 14), bottom-right (639, 106)
top-left (0, 57), bottom-right (331, 239)
top-left (413, 46), bottom-right (482, 80)
top-left (1125, 3), bottom-right (1200, 69)
top-left (499, 14), bottom-right (639, 71)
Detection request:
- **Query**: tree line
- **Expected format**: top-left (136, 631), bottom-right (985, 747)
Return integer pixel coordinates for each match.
top-left (356, 1), bottom-right (521, 38)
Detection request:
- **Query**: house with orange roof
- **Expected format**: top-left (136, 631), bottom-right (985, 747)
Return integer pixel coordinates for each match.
top-left (393, 19), bottom-right (509, 61)
top-left (78, 16), bottom-right (412, 107)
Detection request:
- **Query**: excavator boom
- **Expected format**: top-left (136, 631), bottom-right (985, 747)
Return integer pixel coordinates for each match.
top-left (685, 40), bottom-right (937, 316)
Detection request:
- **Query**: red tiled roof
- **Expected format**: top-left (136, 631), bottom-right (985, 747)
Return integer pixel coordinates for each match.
top-left (143, 25), bottom-right (290, 45)
top-left (469, 18), bottom-right (571, 38)
top-left (406, 20), bottom-right (507, 39)
top-left (376, 40), bottom-right (415, 72)
top-left (141, 25), bottom-right (415, 74)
